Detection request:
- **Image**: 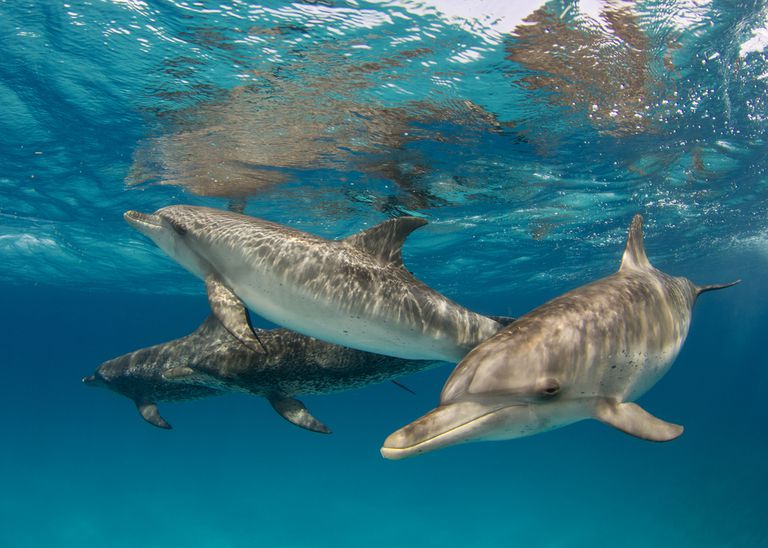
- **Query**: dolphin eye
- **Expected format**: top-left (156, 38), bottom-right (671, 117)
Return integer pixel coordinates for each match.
top-left (540, 379), bottom-right (560, 397)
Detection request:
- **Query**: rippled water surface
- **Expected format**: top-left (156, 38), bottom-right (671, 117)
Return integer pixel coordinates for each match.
top-left (1, 1), bottom-right (767, 546)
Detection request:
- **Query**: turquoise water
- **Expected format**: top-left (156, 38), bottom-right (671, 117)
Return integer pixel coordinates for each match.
top-left (2, 1), bottom-right (767, 546)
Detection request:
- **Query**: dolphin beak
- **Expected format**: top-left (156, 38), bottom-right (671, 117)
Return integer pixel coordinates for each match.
top-left (381, 401), bottom-right (525, 460)
top-left (82, 374), bottom-right (103, 387)
top-left (83, 373), bottom-right (109, 388)
top-left (124, 211), bottom-right (163, 234)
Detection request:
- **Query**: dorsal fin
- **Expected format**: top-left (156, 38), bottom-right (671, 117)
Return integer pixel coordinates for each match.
top-left (619, 214), bottom-right (652, 271)
top-left (343, 216), bottom-right (428, 267)
top-left (195, 314), bottom-right (226, 335)
top-left (227, 198), bottom-right (246, 214)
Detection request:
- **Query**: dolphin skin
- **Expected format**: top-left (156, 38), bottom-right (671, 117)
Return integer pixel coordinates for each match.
top-left (84, 315), bottom-right (512, 432)
top-left (381, 215), bottom-right (739, 459)
top-left (124, 206), bottom-right (501, 362)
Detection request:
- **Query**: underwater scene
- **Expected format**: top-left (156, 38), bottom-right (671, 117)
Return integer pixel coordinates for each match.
top-left (2, 0), bottom-right (767, 546)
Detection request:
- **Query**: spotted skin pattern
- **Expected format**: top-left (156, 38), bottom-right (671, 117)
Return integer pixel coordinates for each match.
top-left (84, 315), bottom-right (512, 431)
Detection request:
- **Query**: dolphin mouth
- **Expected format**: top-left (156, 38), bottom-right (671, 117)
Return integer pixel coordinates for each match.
top-left (380, 402), bottom-right (525, 460)
top-left (82, 374), bottom-right (105, 387)
top-left (124, 210), bottom-right (163, 231)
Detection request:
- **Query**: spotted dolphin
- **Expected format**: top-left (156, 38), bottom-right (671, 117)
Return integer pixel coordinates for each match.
top-left (84, 314), bottom-right (514, 432)
top-left (124, 206), bottom-right (501, 362)
top-left (381, 215), bottom-right (739, 459)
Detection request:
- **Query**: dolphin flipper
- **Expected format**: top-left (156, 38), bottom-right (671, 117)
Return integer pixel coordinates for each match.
top-left (136, 401), bottom-right (172, 429)
top-left (205, 274), bottom-right (267, 353)
top-left (594, 400), bottom-right (683, 441)
top-left (268, 395), bottom-right (332, 434)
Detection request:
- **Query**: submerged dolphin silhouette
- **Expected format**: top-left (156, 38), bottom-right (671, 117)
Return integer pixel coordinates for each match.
top-left (83, 314), bottom-right (515, 432)
top-left (124, 206), bottom-right (501, 362)
top-left (381, 215), bottom-right (739, 459)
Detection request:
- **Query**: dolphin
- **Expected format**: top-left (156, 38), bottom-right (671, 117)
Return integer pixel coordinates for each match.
top-left (124, 206), bottom-right (501, 362)
top-left (381, 215), bottom-right (739, 459)
top-left (83, 314), bottom-right (515, 432)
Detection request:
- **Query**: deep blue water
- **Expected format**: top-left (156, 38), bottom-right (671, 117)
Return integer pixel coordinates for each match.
top-left (2, 1), bottom-right (768, 546)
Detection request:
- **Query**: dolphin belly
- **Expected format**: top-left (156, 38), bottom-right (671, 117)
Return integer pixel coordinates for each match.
top-left (227, 270), bottom-right (468, 362)
top-left (192, 226), bottom-right (487, 362)
top-left (608, 344), bottom-right (684, 403)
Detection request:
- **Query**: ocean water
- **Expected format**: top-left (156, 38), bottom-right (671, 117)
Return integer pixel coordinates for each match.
top-left (2, 1), bottom-right (767, 546)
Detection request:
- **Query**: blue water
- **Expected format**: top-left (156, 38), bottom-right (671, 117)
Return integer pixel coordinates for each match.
top-left (2, 1), bottom-right (768, 546)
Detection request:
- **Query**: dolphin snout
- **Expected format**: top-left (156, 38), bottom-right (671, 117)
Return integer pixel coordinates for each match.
top-left (381, 416), bottom-right (436, 460)
top-left (124, 211), bottom-right (163, 233)
top-left (381, 401), bottom-right (508, 460)
top-left (82, 373), bottom-right (105, 387)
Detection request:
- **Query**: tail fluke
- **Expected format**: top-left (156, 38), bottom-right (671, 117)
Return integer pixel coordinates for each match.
top-left (697, 280), bottom-right (741, 295)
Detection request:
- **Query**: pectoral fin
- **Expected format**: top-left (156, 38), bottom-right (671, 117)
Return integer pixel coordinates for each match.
top-left (205, 274), bottom-right (266, 353)
top-left (268, 395), bottom-right (331, 434)
top-left (136, 401), bottom-right (172, 430)
top-left (594, 400), bottom-right (683, 442)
